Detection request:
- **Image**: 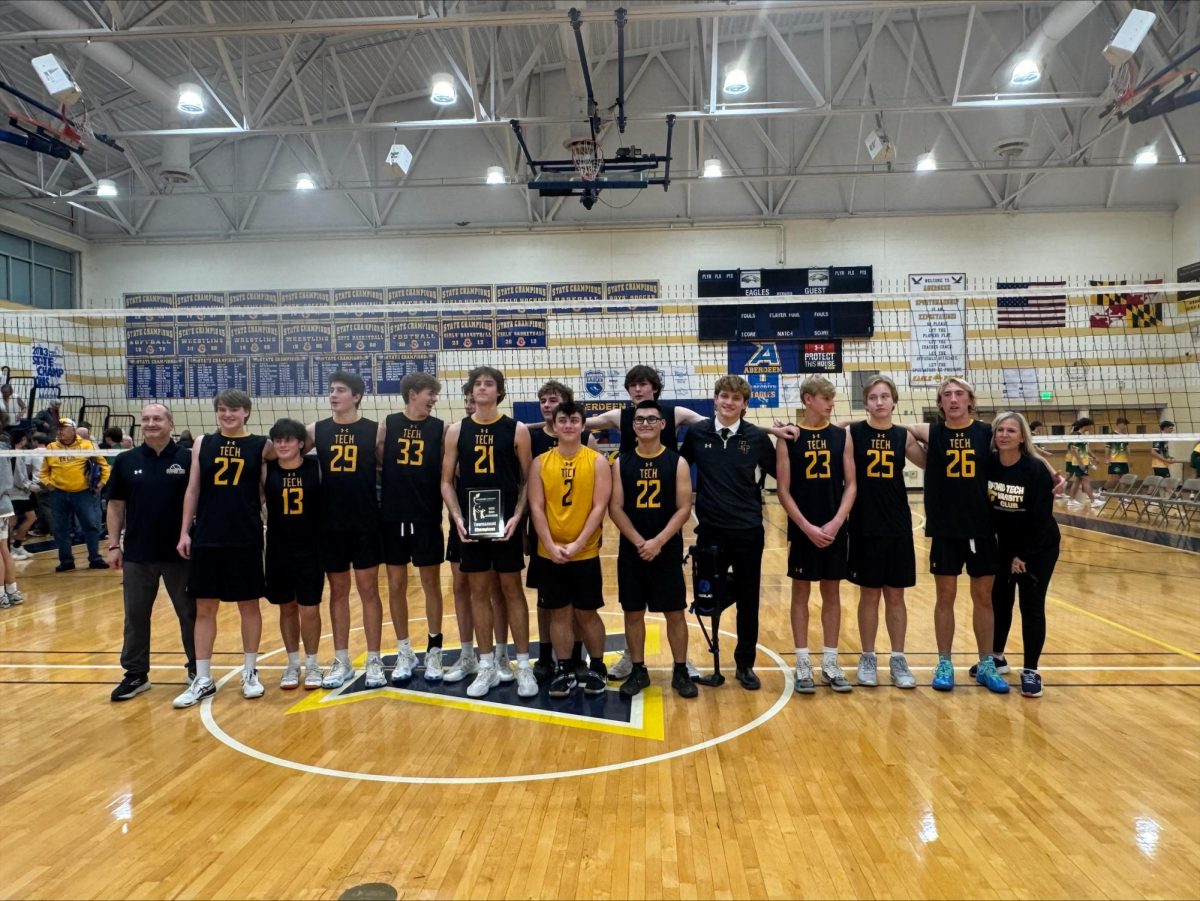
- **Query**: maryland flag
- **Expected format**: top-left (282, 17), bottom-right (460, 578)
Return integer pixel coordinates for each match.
top-left (1129, 278), bottom-right (1163, 328)
top-left (1090, 280), bottom-right (1128, 325)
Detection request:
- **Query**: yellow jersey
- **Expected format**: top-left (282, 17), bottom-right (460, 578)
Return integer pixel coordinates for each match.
top-left (537, 445), bottom-right (602, 560)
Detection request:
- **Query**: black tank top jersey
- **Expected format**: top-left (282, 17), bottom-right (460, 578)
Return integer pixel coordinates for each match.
top-left (456, 415), bottom-right (521, 520)
top-left (264, 457), bottom-right (321, 550)
top-left (192, 433), bottom-right (267, 548)
top-left (529, 425), bottom-right (559, 459)
top-left (381, 413), bottom-right (444, 524)
top-left (923, 420), bottom-right (992, 538)
top-left (314, 417), bottom-right (379, 532)
top-left (785, 423), bottom-right (847, 539)
top-left (618, 447), bottom-right (683, 550)
top-left (849, 422), bottom-right (911, 537)
top-left (619, 402), bottom-right (677, 454)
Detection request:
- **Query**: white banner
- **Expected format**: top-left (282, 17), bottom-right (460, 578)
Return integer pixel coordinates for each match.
top-left (908, 273), bottom-right (966, 385)
top-left (31, 342), bottom-right (66, 390)
top-left (1001, 367), bottom-right (1040, 401)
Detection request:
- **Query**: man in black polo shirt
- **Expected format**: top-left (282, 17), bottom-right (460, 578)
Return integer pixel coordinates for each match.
top-left (105, 403), bottom-right (195, 702)
top-left (680, 375), bottom-right (777, 690)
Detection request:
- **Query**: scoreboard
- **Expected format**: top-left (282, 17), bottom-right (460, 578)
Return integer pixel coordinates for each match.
top-left (696, 266), bottom-right (874, 340)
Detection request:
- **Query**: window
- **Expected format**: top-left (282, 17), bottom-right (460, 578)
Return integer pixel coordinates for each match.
top-left (0, 229), bottom-right (75, 308)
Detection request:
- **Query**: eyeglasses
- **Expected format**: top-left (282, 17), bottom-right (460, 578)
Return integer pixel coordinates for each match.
top-left (632, 416), bottom-right (663, 425)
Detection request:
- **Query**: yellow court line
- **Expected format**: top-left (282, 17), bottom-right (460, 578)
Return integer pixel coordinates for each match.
top-left (1047, 594), bottom-right (1200, 663)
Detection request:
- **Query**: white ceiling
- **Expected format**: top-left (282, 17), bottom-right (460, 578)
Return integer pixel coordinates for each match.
top-left (0, 0), bottom-right (1196, 242)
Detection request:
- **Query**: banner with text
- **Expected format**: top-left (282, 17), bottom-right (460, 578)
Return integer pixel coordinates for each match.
top-left (908, 273), bottom-right (966, 384)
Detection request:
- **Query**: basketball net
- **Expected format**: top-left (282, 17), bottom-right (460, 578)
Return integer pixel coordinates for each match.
top-left (566, 137), bottom-right (603, 182)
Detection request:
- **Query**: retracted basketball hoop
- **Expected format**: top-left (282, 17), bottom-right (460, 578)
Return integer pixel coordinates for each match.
top-left (566, 137), bottom-right (603, 182)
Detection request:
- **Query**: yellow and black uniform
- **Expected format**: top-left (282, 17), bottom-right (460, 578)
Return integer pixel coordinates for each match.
top-left (456, 414), bottom-right (524, 574)
top-left (536, 445), bottom-right (604, 610)
top-left (1065, 440), bottom-right (1090, 477)
top-left (923, 420), bottom-right (998, 578)
top-left (1107, 440), bottom-right (1130, 475)
top-left (1151, 439), bottom-right (1171, 477)
top-left (847, 422), bottom-right (916, 589)
top-left (314, 416), bottom-right (381, 572)
top-left (189, 433), bottom-right (267, 601)
top-left (264, 457), bottom-right (323, 606)
top-left (525, 425), bottom-right (560, 592)
top-left (785, 422), bottom-right (849, 581)
top-left (380, 412), bottom-right (444, 567)
top-left (616, 447), bottom-right (685, 613)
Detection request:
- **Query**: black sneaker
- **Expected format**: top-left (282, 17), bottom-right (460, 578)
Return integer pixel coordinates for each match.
top-left (582, 668), bottom-right (607, 695)
top-left (55, 562), bottom-right (76, 573)
top-left (619, 667), bottom-right (652, 699)
top-left (548, 669), bottom-right (577, 698)
top-left (111, 674), bottom-right (151, 701)
top-left (672, 667), bottom-right (699, 698)
top-left (532, 658), bottom-right (555, 684)
top-left (735, 667), bottom-right (761, 691)
top-left (572, 660), bottom-right (590, 684)
top-left (88, 558), bottom-right (109, 570)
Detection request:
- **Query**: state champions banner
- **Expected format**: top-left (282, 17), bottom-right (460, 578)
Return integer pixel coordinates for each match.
top-left (495, 284), bottom-right (548, 348)
top-left (388, 287), bottom-right (440, 351)
top-left (175, 292), bottom-right (229, 355)
top-left (908, 273), bottom-right (966, 384)
top-left (605, 279), bottom-right (660, 313)
top-left (551, 281), bottom-right (603, 314)
top-left (333, 288), bottom-right (387, 353)
top-left (229, 291), bottom-right (280, 355)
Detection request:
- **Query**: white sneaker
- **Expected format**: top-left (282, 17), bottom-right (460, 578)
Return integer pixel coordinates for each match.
top-left (242, 669), bottom-right (265, 699)
top-left (6, 588), bottom-right (23, 606)
top-left (685, 659), bottom-right (701, 680)
top-left (467, 659), bottom-right (500, 698)
top-left (608, 650), bottom-right (633, 681)
top-left (0, 595), bottom-right (9, 609)
top-left (173, 675), bottom-right (216, 708)
top-left (856, 654), bottom-right (878, 687)
top-left (495, 650), bottom-right (515, 683)
top-left (303, 664), bottom-right (324, 690)
top-left (365, 657), bottom-right (386, 688)
top-left (516, 664), bottom-right (538, 698)
top-left (444, 648), bottom-right (478, 683)
top-left (10, 546), bottom-right (31, 561)
top-left (280, 664), bottom-right (300, 690)
top-left (424, 646), bottom-right (444, 681)
top-left (322, 659), bottom-right (356, 689)
top-left (391, 644), bottom-right (418, 683)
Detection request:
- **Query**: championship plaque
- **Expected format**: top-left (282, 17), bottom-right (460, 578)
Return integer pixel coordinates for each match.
top-left (467, 488), bottom-right (505, 539)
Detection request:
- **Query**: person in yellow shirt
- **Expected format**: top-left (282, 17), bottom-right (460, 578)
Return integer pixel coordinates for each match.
top-left (38, 417), bottom-right (110, 572)
top-left (528, 399), bottom-right (612, 698)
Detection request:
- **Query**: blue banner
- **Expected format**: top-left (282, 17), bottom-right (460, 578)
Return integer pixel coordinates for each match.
top-left (126, 360), bottom-right (185, 399)
top-left (176, 322), bottom-right (229, 356)
top-left (279, 289), bottom-right (331, 321)
top-left (496, 283), bottom-right (548, 314)
top-left (281, 321), bottom-right (334, 354)
top-left (551, 281), bottom-right (603, 314)
top-left (441, 317), bottom-right (495, 350)
top-left (250, 356), bottom-right (310, 396)
top-left (313, 356), bottom-right (374, 393)
top-left (605, 279), bottom-right (660, 313)
top-left (125, 324), bottom-right (175, 358)
top-left (377, 353), bottom-right (437, 394)
top-left (728, 340), bottom-right (842, 374)
top-left (230, 321), bottom-right (280, 355)
top-left (334, 318), bottom-right (387, 353)
top-left (496, 315), bottom-right (547, 348)
top-left (185, 357), bottom-right (247, 396)
top-left (747, 373), bottom-right (779, 408)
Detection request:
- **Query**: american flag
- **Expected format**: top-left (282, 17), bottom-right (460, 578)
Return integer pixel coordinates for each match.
top-left (996, 281), bottom-right (1067, 328)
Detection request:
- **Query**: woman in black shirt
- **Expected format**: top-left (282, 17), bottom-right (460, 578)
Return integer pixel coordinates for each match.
top-left (987, 412), bottom-right (1060, 698)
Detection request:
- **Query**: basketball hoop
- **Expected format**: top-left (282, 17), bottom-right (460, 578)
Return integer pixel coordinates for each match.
top-left (565, 137), bottom-right (603, 182)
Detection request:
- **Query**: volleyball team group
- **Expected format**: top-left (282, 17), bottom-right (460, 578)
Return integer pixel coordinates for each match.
top-left (105, 364), bottom-right (1060, 709)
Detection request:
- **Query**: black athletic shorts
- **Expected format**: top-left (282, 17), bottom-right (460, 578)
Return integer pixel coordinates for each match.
top-left (321, 530), bottom-right (382, 573)
top-left (617, 541), bottom-right (686, 613)
top-left (525, 550), bottom-right (543, 590)
top-left (459, 534), bottom-right (524, 574)
top-left (445, 528), bottom-right (461, 564)
top-left (382, 521), bottom-right (444, 567)
top-left (11, 498), bottom-right (34, 517)
top-left (265, 544), bottom-right (324, 607)
top-left (1153, 467), bottom-right (1170, 478)
top-left (847, 533), bottom-right (917, 589)
top-left (1108, 463), bottom-right (1130, 475)
top-left (189, 545), bottom-right (265, 602)
top-left (787, 531), bottom-right (848, 581)
top-left (536, 556), bottom-right (604, 610)
top-left (929, 534), bottom-right (999, 578)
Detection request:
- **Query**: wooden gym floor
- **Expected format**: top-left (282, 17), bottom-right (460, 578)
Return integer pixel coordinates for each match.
top-left (1, 500), bottom-right (1197, 900)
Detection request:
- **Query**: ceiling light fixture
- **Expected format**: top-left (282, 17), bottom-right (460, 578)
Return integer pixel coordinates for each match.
top-left (1009, 58), bottom-right (1041, 86)
top-left (702, 158), bottom-right (723, 178)
top-left (176, 82), bottom-right (205, 115)
top-left (915, 152), bottom-right (938, 172)
top-left (1133, 145), bottom-right (1158, 166)
top-left (295, 172), bottom-right (316, 191)
top-left (486, 166), bottom-right (505, 185)
top-left (95, 178), bottom-right (118, 197)
top-left (722, 65), bottom-right (749, 96)
top-left (430, 73), bottom-right (457, 105)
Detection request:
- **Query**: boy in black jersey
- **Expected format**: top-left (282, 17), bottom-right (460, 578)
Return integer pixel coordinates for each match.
top-left (307, 371), bottom-right (386, 690)
top-left (848, 376), bottom-right (925, 690)
top-left (441, 366), bottom-right (534, 699)
top-left (174, 390), bottom-right (270, 708)
top-left (777, 377), bottom-right (857, 695)
top-left (608, 400), bottom-right (697, 699)
top-left (378, 372), bottom-right (447, 683)
top-left (906, 377), bottom-right (1008, 694)
top-left (263, 418), bottom-right (325, 690)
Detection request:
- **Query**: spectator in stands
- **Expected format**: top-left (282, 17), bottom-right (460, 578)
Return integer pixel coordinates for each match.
top-left (32, 400), bottom-right (61, 437)
top-left (101, 427), bottom-right (125, 449)
top-left (177, 430), bottom-right (195, 450)
top-left (77, 423), bottom-right (92, 442)
top-left (1, 384), bottom-right (26, 425)
top-left (27, 433), bottom-right (52, 537)
top-left (39, 417), bottom-right (110, 572)
top-left (121, 436), bottom-right (133, 449)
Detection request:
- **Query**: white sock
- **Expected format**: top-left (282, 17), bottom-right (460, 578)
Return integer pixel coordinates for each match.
top-left (795, 647), bottom-right (809, 665)
top-left (197, 659), bottom-right (212, 680)
top-left (306, 654), bottom-right (319, 670)
top-left (335, 648), bottom-right (350, 665)
top-left (4, 582), bottom-right (15, 593)
top-left (244, 652), bottom-right (257, 675)
top-left (366, 651), bottom-right (381, 664)
top-left (480, 652), bottom-right (495, 666)
top-left (861, 651), bottom-right (877, 660)
top-left (891, 651), bottom-right (906, 660)
top-left (397, 637), bottom-right (411, 653)
top-left (516, 652), bottom-right (530, 667)
top-left (461, 640), bottom-right (474, 658)
top-left (287, 651), bottom-right (300, 667)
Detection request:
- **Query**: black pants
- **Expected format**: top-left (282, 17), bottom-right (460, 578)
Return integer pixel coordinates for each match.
top-left (992, 542), bottom-right (1059, 671)
top-left (121, 560), bottom-right (196, 680)
top-left (696, 524), bottom-right (764, 670)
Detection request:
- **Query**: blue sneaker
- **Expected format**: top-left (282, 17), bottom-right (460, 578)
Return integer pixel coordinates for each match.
top-left (931, 657), bottom-right (955, 691)
top-left (975, 657), bottom-right (1010, 694)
